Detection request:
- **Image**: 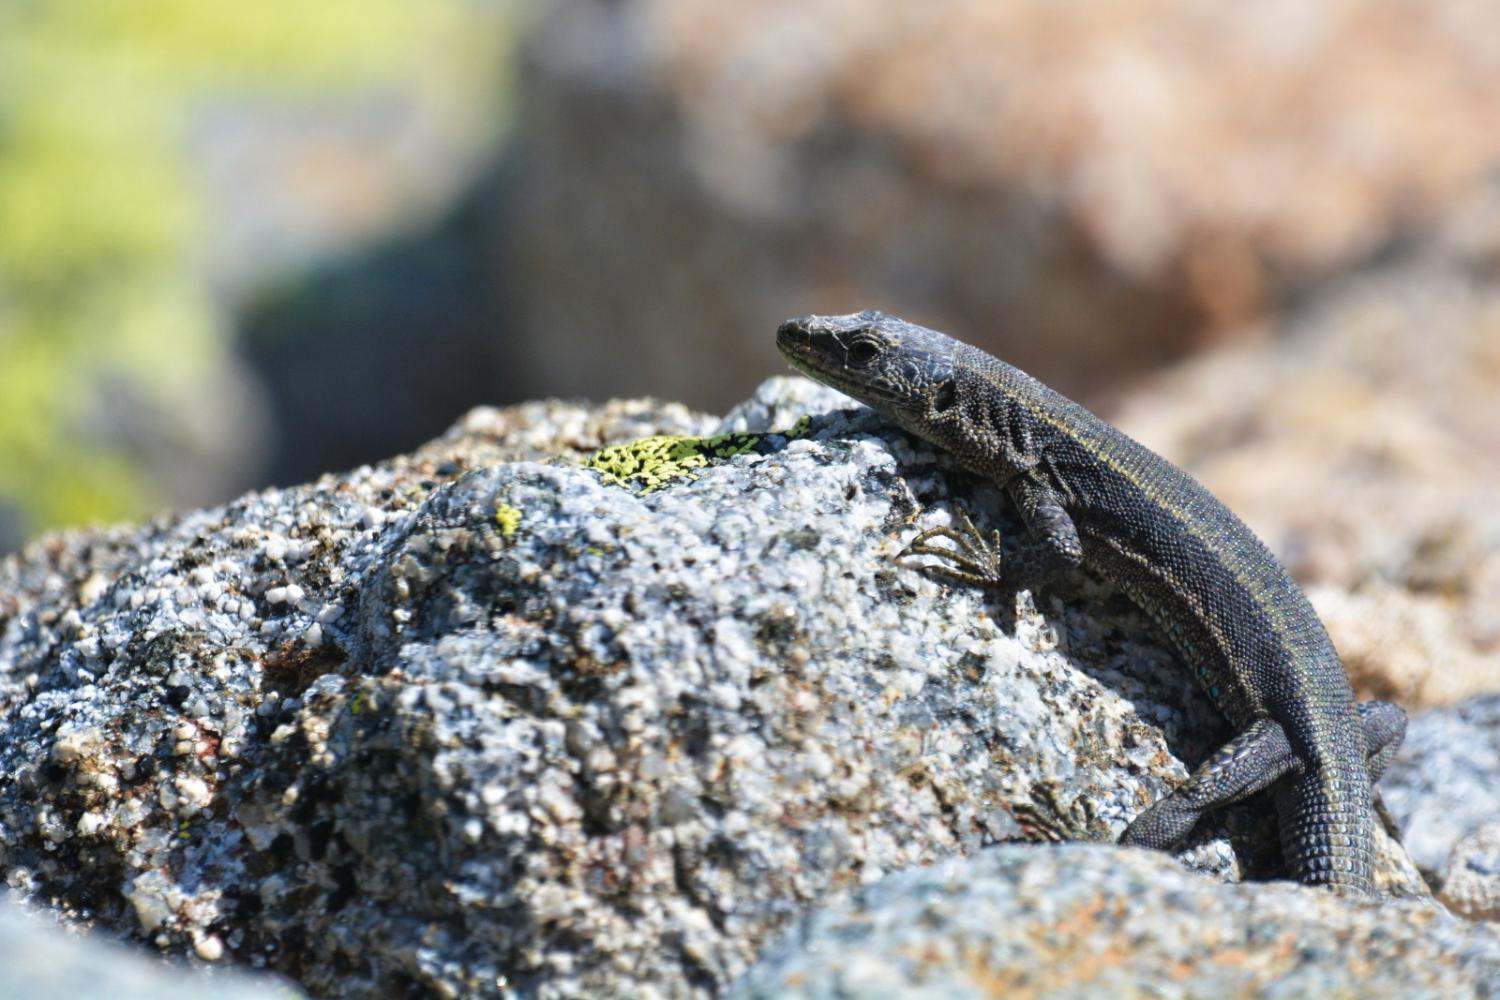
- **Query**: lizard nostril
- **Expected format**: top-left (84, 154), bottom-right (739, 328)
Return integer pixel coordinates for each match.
top-left (931, 378), bottom-right (957, 414)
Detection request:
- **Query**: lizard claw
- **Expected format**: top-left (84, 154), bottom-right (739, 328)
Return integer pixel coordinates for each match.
top-left (897, 508), bottom-right (1005, 587)
top-left (1009, 783), bottom-right (1094, 842)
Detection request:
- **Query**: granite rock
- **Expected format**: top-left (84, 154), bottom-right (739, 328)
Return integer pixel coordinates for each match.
top-left (0, 897), bottom-right (296, 1000)
top-left (1381, 695), bottom-right (1500, 882)
top-left (729, 845), bottom-right (1500, 1000)
top-left (0, 376), bottom-right (1428, 997)
top-left (1440, 822), bottom-right (1500, 923)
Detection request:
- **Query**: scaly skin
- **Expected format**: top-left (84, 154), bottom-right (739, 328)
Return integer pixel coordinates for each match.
top-left (777, 310), bottom-right (1406, 892)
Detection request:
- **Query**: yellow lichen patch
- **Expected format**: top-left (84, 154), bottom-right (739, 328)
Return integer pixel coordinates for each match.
top-left (586, 416), bottom-right (810, 494)
top-left (588, 435), bottom-right (712, 493)
top-left (494, 502), bottom-right (523, 537)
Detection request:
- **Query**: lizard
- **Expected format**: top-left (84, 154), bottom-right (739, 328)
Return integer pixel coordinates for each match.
top-left (776, 310), bottom-right (1407, 893)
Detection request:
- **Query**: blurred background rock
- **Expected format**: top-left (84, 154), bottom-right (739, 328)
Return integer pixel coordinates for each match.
top-left (2, 0), bottom-right (1497, 703)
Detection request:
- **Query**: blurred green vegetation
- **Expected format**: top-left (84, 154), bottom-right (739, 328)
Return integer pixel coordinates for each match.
top-left (0, 0), bottom-right (515, 543)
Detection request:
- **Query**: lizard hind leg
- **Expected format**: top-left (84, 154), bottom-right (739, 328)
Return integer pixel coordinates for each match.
top-left (1358, 699), bottom-right (1407, 783)
top-left (1358, 699), bottom-right (1408, 839)
top-left (1120, 717), bottom-right (1297, 851)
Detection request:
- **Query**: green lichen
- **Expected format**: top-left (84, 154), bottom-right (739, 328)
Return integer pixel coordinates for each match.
top-left (587, 416), bottom-right (810, 494)
top-left (494, 501), bottom-right (523, 537)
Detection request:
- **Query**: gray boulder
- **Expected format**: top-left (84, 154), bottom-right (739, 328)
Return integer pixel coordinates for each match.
top-left (1382, 695), bottom-right (1500, 879)
top-left (0, 377), bottom-right (1444, 998)
top-left (0, 897), bottom-right (296, 1000)
top-left (729, 844), bottom-right (1500, 1000)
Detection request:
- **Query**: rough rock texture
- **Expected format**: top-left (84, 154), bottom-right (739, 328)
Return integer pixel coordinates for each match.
top-left (729, 845), bottom-right (1500, 1000)
top-left (1381, 695), bottom-right (1500, 882)
top-left (1440, 823), bottom-right (1500, 923)
top-left (0, 897), bottom-right (297, 1000)
top-left (508, 0), bottom-right (1500, 410)
top-left (0, 377), bottom-right (1424, 998)
top-left (1109, 250), bottom-right (1500, 709)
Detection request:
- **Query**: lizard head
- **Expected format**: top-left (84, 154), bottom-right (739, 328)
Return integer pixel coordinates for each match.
top-left (776, 311), bottom-right (959, 432)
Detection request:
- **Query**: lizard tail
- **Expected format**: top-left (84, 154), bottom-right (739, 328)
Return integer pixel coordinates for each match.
top-left (1275, 764), bottom-right (1374, 892)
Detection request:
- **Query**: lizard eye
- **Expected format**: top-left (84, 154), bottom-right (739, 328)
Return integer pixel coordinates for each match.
top-left (846, 340), bottom-right (880, 367)
top-left (931, 378), bottom-right (957, 415)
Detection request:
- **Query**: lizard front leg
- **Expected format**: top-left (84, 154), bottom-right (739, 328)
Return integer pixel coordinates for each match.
top-left (898, 472), bottom-right (1082, 592)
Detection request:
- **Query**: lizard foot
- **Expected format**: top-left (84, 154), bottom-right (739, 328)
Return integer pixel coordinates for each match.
top-left (897, 508), bottom-right (1004, 587)
top-left (1009, 783), bottom-right (1094, 843)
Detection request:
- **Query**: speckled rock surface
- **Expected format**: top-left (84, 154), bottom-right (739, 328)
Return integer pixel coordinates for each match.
top-left (1382, 695), bottom-right (1500, 882)
top-left (1440, 823), bottom-right (1500, 923)
top-left (0, 377), bottom-right (1424, 997)
top-left (728, 845), bottom-right (1500, 1000)
top-left (0, 897), bottom-right (297, 1000)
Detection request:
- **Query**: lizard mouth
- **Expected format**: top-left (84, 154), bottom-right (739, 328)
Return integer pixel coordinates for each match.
top-left (776, 317), bottom-right (843, 380)
top-left (774, 317), bottom-right (815, 360)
